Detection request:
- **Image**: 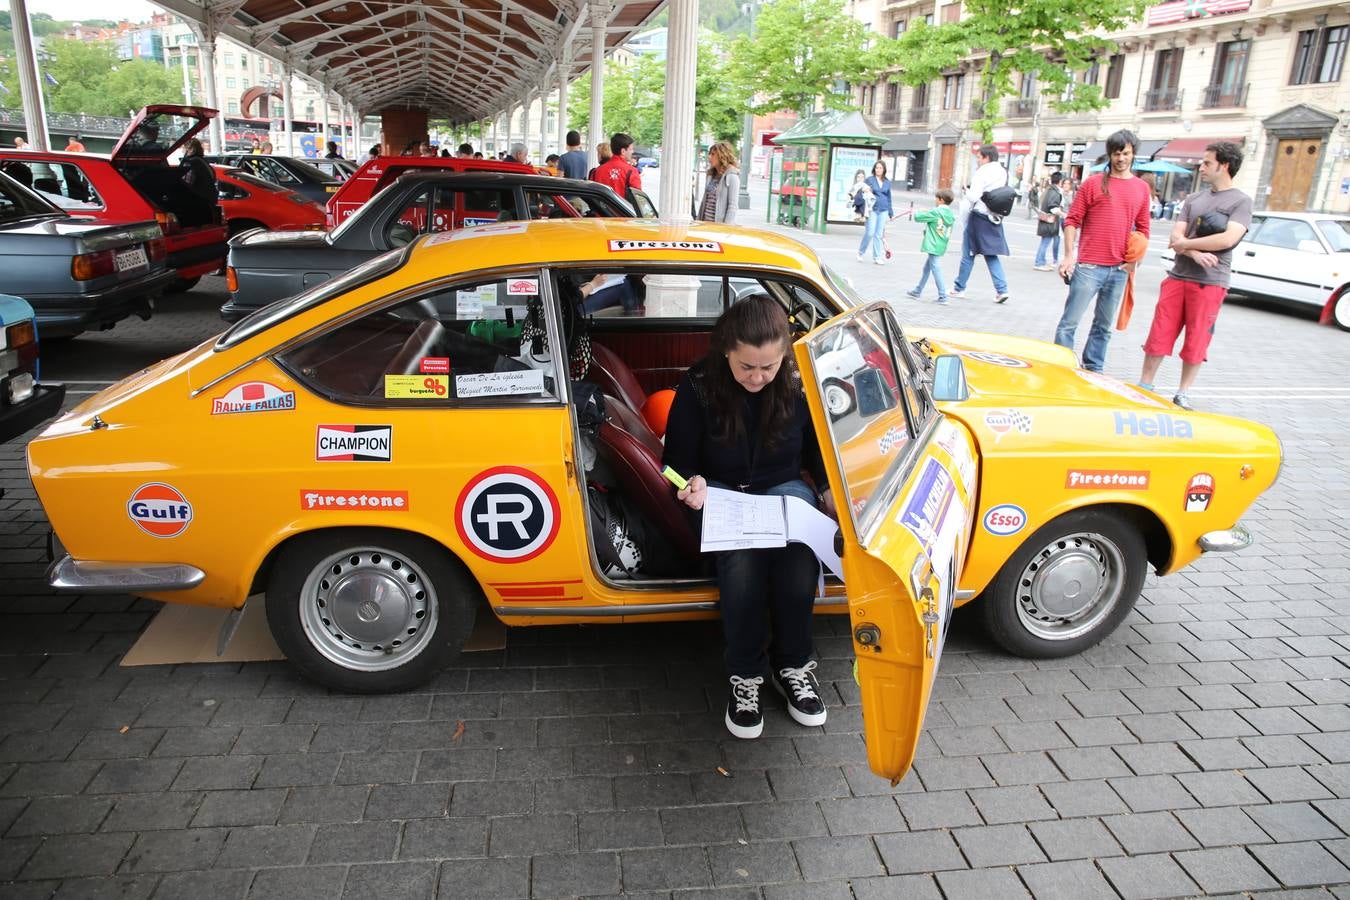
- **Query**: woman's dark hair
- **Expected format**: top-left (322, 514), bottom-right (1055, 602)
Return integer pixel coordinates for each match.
top-left (699, 294), bottom-right (796, 450)
top-left (872, 160), bottom-right (887, 179)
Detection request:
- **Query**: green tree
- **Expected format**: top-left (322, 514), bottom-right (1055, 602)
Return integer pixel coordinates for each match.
top-left (881, 0), bottom-right (1150, 140)
top-left (727, 0), bottom-right (881, 116)
top-left (1, 38), bottom-right (183, 116)
top-left (103, 60), bottom-right (187, 116)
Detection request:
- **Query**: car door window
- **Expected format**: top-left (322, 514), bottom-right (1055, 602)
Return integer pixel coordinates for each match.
top-left (558, 269), bottom-right (805, 320)
top-left (276, 272), bottom-right (562, 405)
top-left (461, 189), bottom-right (514, 225)
top-left (1316, 220), bottom-right (1350, 252)
top-left (525, 191), bottom-right (568, 220)
top-left (628, 189), bottom-right (658, 217)
top-left (1249, 217), bottom-right (1317, 250)
top-left (259, 159), bottom-right (300, 185)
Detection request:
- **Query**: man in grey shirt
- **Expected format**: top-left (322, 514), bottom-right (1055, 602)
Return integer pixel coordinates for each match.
top-left (1137, 141), bottom-right (1253, 410)
top-left (558, 131), bottom-right (588, 180)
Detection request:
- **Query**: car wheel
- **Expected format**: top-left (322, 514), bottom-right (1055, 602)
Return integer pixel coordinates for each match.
top-left (168, 276), bottom-right (202, 293)
top-left (265, 529), bottom-right (479, 692)
top-left (822, 379), bottom-right (855, 419)
top-left (1332, 288), bottom-right (1350, 333)
top-left (981, 508), bottom-right (1146, 658)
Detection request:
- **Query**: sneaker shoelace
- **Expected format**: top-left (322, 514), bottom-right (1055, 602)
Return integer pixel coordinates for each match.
top-left (729, 675), bottom-right (764, 713)
top-left (778, 661), bottom-right (820, 702)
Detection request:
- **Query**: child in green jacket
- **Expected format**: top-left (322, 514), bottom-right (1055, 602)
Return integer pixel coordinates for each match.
top-left (906, 189), bottom-right (956, 304)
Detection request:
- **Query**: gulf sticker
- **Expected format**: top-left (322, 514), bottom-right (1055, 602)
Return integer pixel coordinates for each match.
top-left (982, 504), bottom-right (1028, 536)
top-left (985, 408), bottom-right (1033, 442)
top-left (607, 239), bottom-right (724, 253)
top-left (455, 467), bottom-right (561, 563)
top-left (384, 375), bottom-right (450, 398)
top-left (506, 278), bottom-right (538, 295)
top-left (960, 350), bottom-right (1030, 368)
top-left (211, 381), bottom-right (295, 415)
top-left (419, 357), bottom-right (450, 375)
top-left (127, 483), bottom-right (193, 538)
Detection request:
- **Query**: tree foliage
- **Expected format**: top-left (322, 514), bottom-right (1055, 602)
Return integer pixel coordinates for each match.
top-left (1, 37), bottom-right (184, 116)
top-left (727, 0), bottom-right (882, 116)
top-left (881, 0), bottom-right (1150, 140)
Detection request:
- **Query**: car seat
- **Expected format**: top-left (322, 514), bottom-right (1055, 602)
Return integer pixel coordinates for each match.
top-left (33, 177), bottom-right (60, 195)
top-left (589, 342), bottom-right (647, 414)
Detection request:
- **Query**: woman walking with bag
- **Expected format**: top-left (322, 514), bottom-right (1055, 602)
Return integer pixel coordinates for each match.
top-left (1034, 171), bottom-right (1066, 270)
top-left (856, 161), bottom-right (893, 265)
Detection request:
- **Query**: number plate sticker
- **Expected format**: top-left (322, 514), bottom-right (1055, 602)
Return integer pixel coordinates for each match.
top-left (114, 246), bottom-right (149, 272)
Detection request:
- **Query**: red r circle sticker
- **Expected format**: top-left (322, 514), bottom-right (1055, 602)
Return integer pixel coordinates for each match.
top-left (454, 466), bottom-right (560, 563)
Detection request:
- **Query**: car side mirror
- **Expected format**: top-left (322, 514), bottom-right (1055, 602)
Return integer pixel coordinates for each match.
top-left (854, 368), bottom-right (896, 418)
top-left (931, 354), bottom-right (969, 402)
top-left (1296, 239), bottom-right (1325, 255)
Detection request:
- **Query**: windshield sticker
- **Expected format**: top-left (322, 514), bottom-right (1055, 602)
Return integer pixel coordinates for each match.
top-left (316, 425), bottom-right (392, 462)
top-left (506, 278), bottom-right (538, 296)
top-left (127, 483), bottom-right (192, 538)
top-left (456, 286), bottom-right (496, 317)
top-left (607, 239), bottom-right (724, 253)
top-left (419, 357), bottom-right (450, 375)
top-left (211, 381), bottom-right (295, 415)
top-left (982, 504), bottom-right (1028, 536)
top-left (985, 409), bottom-right (1033, 442)
top-left (1185, 473), bottom-right (1214, 512)
top-left (1115, 411), bottom-right (1193, 438)
top-left (301, 489), bottom-right (408, 510)
top-left (384, 375), bottom-right (450, 398)
top-left (1066, 469), bottom-right (1150, 489)
top-left (960, 350), bottom-right (1029, 368)
top-left (1078, 369), bottom-right (1164, 406)
top-left (462, 217), bottom-right (497, 227)
top-left (455, 466), bottom-right (561, 563)
top-left (896, 457), bottom-right (957, 552)
top-left (455, 369), bottom-right (546, 399)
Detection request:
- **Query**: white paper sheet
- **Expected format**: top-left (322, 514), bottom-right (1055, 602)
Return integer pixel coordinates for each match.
top-left (700, 488), bottom-right (844, 580)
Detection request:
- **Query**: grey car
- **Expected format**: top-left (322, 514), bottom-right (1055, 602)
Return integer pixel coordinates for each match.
top-left (0, 171), bottom-right (175, 338)
top-left (221, 171), bottom-right (641, 322)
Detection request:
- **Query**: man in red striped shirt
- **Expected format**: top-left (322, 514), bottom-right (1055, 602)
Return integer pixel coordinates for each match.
top-left (1053, 130), bottom-right (1151, 372)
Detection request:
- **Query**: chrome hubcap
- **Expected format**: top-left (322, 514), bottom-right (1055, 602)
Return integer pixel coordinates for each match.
top-left (299, 546), bottom-right (439, 671)
top-left (825, 384), bottom-right (852, 415)
top-left (1335, 295), bottom-right (1350, 328)
top-left (1015, 531), bottom-right (1125, 641)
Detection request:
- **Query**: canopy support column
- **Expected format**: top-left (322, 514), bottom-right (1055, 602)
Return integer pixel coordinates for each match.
top-left (194, 16), bottom-right (224, 153)
top-left (281, 61), bottom-right (295, 156)
top-left (9, 0), bottom-right (49, 149)
top-left (320, 86), bottom-right (330, 154)
top-left (539, 82), bottom-right (549, 158)
top-left (557, 42), bottom-right (572, 152)
top-left (660, 0), bottom-right (698, 221)
top-left (588, 0), bottom-right (610, 167)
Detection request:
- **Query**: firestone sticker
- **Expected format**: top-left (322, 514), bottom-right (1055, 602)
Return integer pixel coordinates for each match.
top-left (128, 483), bottom-right (193, 538)
top-left (455, 466), bottom-right (560, 563)
top-left (211, 381), bottom-right (295, 415)
top-left (607, 239), bottom-right (723, 253)
top-left (301, 490), bottom-right (408, 510)
top-left (1185, 473), bottom-right (1214, 512)
top-left (1066, 469), bottom-right (1150, 489)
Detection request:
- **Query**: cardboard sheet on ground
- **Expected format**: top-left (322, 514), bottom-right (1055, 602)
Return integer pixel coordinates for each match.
top-left (700, 487), bottom-right (843, 578)
top-left (121, 599), bottom-right (507, 666)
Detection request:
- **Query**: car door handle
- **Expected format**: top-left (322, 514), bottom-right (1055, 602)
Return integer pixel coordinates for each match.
top-left (1244, 250), bottom-right (1256, 256)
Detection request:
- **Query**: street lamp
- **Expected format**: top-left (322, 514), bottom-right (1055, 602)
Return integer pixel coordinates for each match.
top-left (736, 0), bottom-right (759, 210)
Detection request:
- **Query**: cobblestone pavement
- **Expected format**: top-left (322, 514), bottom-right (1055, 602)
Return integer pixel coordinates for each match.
top-left (0, 184), bottom-right (1347, 899)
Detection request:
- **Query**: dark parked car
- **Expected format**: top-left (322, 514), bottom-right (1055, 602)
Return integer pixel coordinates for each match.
top-left (0, 171), bottom-right (174, 337)
top-left (306, 157), bottom-right (358, 181)
top-left (204, 153), bottom-right (341, 205)
top-left (222, 171), bottom-right (641, 321)
top-left (0, 294), bottom-right (64, 444)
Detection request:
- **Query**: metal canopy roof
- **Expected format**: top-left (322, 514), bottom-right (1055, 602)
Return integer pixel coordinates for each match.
top-left (151, 0), bottom-right (664, 122)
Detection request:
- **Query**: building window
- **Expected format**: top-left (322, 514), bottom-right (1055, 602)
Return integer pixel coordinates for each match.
top-left (891, 19), bottom-right (906, 38)
top-left (912, 82), bottom-right (929, 108)
top-left (1290, 24), bottom-right (1347, 84)
top-left (1205, 39), bottom-right (1250, 107)
top-left (1084, 59), bottom-right (1100, 85)
top-left (923, 12), bottom-right (934, 25)
top-left (227, 100), bottom-right (239, 113)
top-left (240, 53), bottom-right (248, 68)
top-left (941, 2), bottom-right (961, 24)
top-left (1147, 47), bottom-right (1184, 111)
top-left (225, 77), bottom-right (236, 88)
top-left (187, 54), bottom-right (197, 68)
top-left (885, 81), bottom-right (899, 110)
top-left (1020, 72), bottom-right (1037, 98)
top-left (1104, 53), bottom-right (1125, 99)
top-left (942, 74), bottom-right (964, 109)
top-left (224, 52), bottom-right (234, 66)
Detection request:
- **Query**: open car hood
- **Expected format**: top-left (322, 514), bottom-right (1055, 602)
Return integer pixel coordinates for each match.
top-left (111, 105), bottom-right (217, 165)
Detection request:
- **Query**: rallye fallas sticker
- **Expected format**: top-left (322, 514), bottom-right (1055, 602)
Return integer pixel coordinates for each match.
top-left (211, 381), bottom-right (295, 415)
top-left (607, 239), bottom-right (723, 253)
top-left (316, 425), bottom-right (392, 462)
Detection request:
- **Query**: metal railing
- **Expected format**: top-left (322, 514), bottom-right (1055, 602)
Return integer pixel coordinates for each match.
top-left (0, 108), bottom-right (133, 137)
top-left (908, 105), bottom-right (930, 124)
top-left (1200, 83), bottom-right (1248, 108)
top-left (880, 108), bottom-right (902, 126)
top-left (1006, 98), bottom-right (1036, 118)
top-left (1143, 87), bottom-right (1183, 112)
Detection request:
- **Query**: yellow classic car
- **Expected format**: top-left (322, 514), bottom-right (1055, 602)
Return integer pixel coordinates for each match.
top-left (28, 220), bottom-right (1281, 783)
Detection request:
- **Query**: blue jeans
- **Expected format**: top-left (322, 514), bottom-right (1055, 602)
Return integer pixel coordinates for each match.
top-left (1053, 263), bottom-right (1129, 372)
top-left (858, 210), bottom-right (887, 260)
top-left (953, 228), bottom-right (1008, 294)
top-left (710, 479), bottom-right (820, 677)
top-left (1034, 234), bottom-right (1061, 267)
top-left (912, 253), bottom-right (948, 299)
top-left (581, 279), bottom-right (638, 314)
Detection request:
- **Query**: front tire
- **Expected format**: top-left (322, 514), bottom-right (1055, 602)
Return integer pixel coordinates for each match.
top-left (1331, 287), bottom-right (1350, 333)
top-left (265, 529), bottom-right (479, 692)
top-left (981, 508), bottom-right (1146, 658)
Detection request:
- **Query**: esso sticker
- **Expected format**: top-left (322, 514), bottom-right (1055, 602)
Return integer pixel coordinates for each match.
top-left (127, 483), bottom-right (193, 538)
top-left (982, 504), bottom-right (1027, 537)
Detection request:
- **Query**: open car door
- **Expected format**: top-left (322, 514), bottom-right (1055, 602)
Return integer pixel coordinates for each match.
top-left (795, 301), bottom-right (979, 783)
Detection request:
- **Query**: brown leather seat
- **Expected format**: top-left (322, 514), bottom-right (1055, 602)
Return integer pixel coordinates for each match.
top-left (595, 393), bottom-right (699, 560)
top-left (379, 319), bottom-right (446, 385)
top-left (589, 341), bottom-right (647, 414)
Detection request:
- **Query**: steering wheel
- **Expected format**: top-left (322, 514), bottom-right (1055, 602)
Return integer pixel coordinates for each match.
top-left (785, 300), bottom-right (818, 333)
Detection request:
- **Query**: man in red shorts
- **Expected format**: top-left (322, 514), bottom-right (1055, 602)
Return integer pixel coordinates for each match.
top-left (1137, 141), bottom-right (1252, 410)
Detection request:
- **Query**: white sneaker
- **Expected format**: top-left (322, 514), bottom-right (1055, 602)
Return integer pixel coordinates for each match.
top-left (856, 252), bottom-right (867, 262)
top-left (874, 257), bottom-right (886, 266)
top-left (947, 288), bottom-right (965, 299)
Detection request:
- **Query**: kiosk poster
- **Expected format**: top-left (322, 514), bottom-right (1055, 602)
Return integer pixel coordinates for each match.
top-left (827, 146), bottom-right (881, 224)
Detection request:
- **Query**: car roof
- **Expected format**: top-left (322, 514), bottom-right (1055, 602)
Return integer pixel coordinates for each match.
top-left (1254, 211), bottom-right (1350, 222)
top-left (387, 170), bottom-right (622, 192)
top-left (0, 149), bottom-right (113, 163)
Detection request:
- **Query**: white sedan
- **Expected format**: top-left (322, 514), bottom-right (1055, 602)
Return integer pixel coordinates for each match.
top-left (1161, 210), bottom-right (1349, 331)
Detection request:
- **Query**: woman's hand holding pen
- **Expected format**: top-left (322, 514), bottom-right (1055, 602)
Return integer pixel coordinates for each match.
top-left (677, 475), bottom-right (708, 510)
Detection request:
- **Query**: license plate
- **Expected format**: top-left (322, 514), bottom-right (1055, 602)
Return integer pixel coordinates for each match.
top-left (115, 246), bottom-right (149, 272)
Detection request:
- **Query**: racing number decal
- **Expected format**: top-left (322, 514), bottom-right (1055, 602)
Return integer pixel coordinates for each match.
top-left (455, 467), bottom-right (561, 563)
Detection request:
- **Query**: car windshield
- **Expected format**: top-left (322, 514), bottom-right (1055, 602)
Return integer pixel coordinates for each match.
top-left (0, 171), bottom-right (65, 223)
top-left (226, 169), bottom-right (288, 193)
top-left (284, 158), bottom-right (333, 183)
top-left (820, 264), bottom-right (869, 309)
top-left (1317, 219), bottom-right (1350, 252)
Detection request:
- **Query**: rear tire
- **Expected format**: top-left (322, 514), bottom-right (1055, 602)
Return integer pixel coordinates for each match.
top-left (265, 529), bottom-right (479, 692)
top-left (1332, 288), bottom-right (1350, 333)
top-left (981, 508), bottom-right (1146, 658)
top-left (822, 378), bottom-right (855, 419)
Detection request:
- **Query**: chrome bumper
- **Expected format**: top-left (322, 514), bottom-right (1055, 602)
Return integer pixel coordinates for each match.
top-left (48, 555), bottom-right (205, 593)
top-left (1198, 523), bottom-right (1252, 553)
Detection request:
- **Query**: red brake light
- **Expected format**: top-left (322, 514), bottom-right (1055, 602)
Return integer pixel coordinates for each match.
top-left (71, 250), bottom-right (117, 281)
top-left (146, 238), bottom-right (167, 261)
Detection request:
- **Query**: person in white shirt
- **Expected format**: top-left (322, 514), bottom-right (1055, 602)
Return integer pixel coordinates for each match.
top-left (949, 144), bottom-right (1011, 303)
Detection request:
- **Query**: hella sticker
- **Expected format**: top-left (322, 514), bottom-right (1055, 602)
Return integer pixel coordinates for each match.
top-left (1114, 411), bottom-right (1193, 439)
top-left (317, 425), bottom-right (392, 462)
top-left (982, 504), bottom-right (1027, 536)
top-left (211, 381), bottom-right (295, 415)
top-left (1185, 473), bottom-right (1214, 512)
top-left (128, 483), bottom-right (193, 538)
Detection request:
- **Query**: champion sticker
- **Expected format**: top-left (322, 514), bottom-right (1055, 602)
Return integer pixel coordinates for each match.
top-left (982, 504), bottom-right (1028, 536)
top-left (984, 409), bottom-right (1033, 442)
top-left (607, 239), bottom-right (724, 253)
top-left (878, 425), bottom-right (905, 456)
top-left (127, 483), bottom-right (193, 538)
top-left (316, 425), bottom-right (392, 462)
top-left (211, 381), bottom-right (295, 415)
top-left (455, 466), bottom-right (560, 563)
top-left (960, 350), bottom-right (1030, 368)
top-left (1185, 472), bottom-right (1214, 512)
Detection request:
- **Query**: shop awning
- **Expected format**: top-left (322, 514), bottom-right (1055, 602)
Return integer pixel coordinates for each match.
top-left (772, 110), bottom-right (887, 147)
top-left (1138, 139), bottom-right (1169, 159)
top-left (1076, 141), bottom-right (1106, 165)
top-left (1156, 137), bottom-right (1243, 162)
top-left (884, 133), bottom-right (931, 153)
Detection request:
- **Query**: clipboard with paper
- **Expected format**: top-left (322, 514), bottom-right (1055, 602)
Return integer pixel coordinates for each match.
top-left (700, 486), bottom-right (843, 578)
